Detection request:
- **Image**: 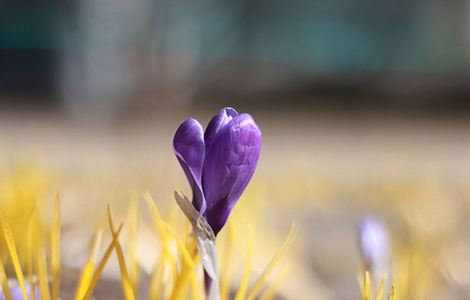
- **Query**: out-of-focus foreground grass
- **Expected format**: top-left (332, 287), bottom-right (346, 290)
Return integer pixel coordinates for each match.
top-left (0, 109), bottom-right (469, 299)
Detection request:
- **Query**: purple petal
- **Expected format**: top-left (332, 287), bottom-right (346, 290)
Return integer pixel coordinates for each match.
top-left (173, 118), bottom-right (206, 212)
top-left (0, 283), bottom-right (40, 300)
top-left (358, 217), bottom-right (390, 271)
top-left (204, 107), bottom-right (238, 155)
top-left (202, 113), bottom-right (261, 234)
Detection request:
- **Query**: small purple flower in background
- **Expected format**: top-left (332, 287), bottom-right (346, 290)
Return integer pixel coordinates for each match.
top-left (358, 217), bottom-right (390, 270)
top-left (0, 282), bottom-right (40, 300)
top-left (173, 107), bottom-right (262, 235)
top-left (358, 217), bottom-right (391, 285)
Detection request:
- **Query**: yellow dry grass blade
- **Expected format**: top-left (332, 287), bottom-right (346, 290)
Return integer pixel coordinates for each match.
top-left (37, 237), bottom-right (51, 300)
top-left (27, 209), bottom-right (38, 300)
top-left (258, 258), bottom-right (289, 300)
top-left (0, 254), bottom-right (13, 300)
top-left (164, 223), bottom-right (194, 269)
top-left (107, 206), bottom-right (136, 300)
top-left (234, 226), bottom-right (253, 300)
top-left (148, 259), bottom-right (165, 300)
top-left (51, 194), bottom-right (61, 300)
top-left (220, 223), bottom-right (234, 300)
top-left (246, 223), bottom-right (298, 300)
top-left (189, 259), bottom-right (203, 300)
top-left (143, 193), bottom-right (176, 261)
top-left (127, 194), bottom-right (140, 295)
top-left (258, 278), bottom-right (282, 300)
top-left (170, 226), bottom-right (202, 300)
top-left (74, 262), bottom-right (94, 300)
top-left (362, 271), bottom-right (371, 300)
top-left (167, 229), bottom-right (201, 300)
top-left (74, 230), bottom-right (103, 300)
top-left (0, 214), bottom-right (29, 300)
top-left (375, 274), bottom-right (387, 300)
top-left (82, 224), bottom-right (123, 300)
top-left (144, 192), bottom-right (178, 298)
top-left (187, 241), bottom-right (203, 300)
top-left (388, 284), bottom-right (397, 300)
top-left (258, 274), bottom-right (283, 300)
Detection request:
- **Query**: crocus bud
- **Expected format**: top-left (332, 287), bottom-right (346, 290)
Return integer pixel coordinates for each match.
top-left (174, 107), bottom-right (262, 235)
top-left (358, 217), bottom-right (391, 286)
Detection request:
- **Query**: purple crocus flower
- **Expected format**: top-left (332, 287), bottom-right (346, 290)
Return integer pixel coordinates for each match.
top-left (358, 217), bottom-right (391, 286)
top-left (358, 217), bottom-right (390, 270)
top-left (173, 107), bottom-right (262, 235)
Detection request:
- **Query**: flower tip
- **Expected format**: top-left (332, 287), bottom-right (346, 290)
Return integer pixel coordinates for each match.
top-left (358, 217), bottom-right (390, 271)
top-left (237, 113), bottom-right (262, 135)
top-left (218, 106), bottom-right (238, 116)
top-left (174, 118), bottom-right (203, 142)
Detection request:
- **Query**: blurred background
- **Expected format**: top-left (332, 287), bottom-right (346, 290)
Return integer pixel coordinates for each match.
top-left (1, 1), bottom-right (470, 299)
